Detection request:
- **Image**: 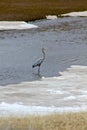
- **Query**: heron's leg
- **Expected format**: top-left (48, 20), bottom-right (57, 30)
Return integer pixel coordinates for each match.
top-left (38, 66), bottom-right (40, 74)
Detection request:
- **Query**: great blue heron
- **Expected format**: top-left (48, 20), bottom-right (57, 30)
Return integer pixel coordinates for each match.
top-left (32, 48), bottom-right (46, 74)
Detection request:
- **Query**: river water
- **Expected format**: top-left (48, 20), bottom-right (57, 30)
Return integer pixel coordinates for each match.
top-left (0, 16), bottom-right (87, 116)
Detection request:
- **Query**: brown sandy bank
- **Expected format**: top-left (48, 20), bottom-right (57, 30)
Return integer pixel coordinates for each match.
top-left (0, 0), bottom-right (87, 21)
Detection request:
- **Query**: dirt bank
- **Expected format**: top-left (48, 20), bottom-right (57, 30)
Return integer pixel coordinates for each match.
top-left (0, 0), bottom-right (87, 21)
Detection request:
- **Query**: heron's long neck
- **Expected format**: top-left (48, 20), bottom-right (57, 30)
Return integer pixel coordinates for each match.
top-left (42, 50), bottom-right (45, 60)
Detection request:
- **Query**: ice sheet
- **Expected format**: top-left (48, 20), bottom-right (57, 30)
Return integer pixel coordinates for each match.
top-left (61, 11), bottom-right (87, 17)
top-left (0, 102), bottom-right (87, 116)
top-left (46, 15), bottom-right (57, 19)
top-left (0, 21), bottom-right (38, 30)
top-left (0, 65), bottom-right (87, 116)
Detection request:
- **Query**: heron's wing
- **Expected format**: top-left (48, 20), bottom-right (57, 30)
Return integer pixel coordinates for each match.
top-left (32, 58), bottom-right (43, 67)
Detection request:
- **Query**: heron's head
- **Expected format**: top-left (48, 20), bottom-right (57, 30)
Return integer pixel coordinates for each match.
top-left (42, 48), bottom-right (46, 52)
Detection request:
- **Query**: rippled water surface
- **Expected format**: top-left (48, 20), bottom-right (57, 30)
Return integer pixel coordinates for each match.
top-left (0, 17), bottom-right (87, 115)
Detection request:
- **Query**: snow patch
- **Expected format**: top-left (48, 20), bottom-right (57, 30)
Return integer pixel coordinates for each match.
top-left (0, 21), bottom-right (38, 30)
top-left (0, 65), bottom-right (87, 116)
top-left (46, 15), bottom-right (57, 19)
top-left (0, 102), bottom-right (87, 116)
top-left (61, 11), bottom-right (87, 17)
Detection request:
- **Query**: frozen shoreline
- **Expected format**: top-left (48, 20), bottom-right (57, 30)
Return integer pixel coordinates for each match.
top-left (0, 102), bottom-right (87, 117)
top-left (46, 11), bottom-right (87, 19)
top-left (0, 21), bottom-right (38, 30)
top-left (61, 11), bottom-right (87, 17)
top-left (0, 65), bottom-right (87, 116)
top-left (0, 11), bottom-right (86, 30)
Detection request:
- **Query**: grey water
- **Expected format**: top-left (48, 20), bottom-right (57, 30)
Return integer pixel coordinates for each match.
top-left (0, 17), bottom-right (87, 85)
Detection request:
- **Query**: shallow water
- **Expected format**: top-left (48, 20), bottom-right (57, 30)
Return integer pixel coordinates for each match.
top-left (0, 17), bottom-right (87, 85)
top-left (0, 17), bottom-right (87, 115)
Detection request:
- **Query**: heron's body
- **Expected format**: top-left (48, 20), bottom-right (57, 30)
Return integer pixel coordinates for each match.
top-left (32, 58), bottom-right (44, 68)
top-left (32, 48), bottom-right (45, 73)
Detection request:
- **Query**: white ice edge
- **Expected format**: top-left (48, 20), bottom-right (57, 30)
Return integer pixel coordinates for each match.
top-left (46, 15), bottom-right (58, 19)
top-left (46, 11), bottom-right (87, 19)
top-left (61, 11), bottom-right (87, 17)
top-left (0, 21), bottom-right (38, 30)
top-left (0, 102), bottom-right (87, 116)
top-left (0, 65), bottom-right (87, 116)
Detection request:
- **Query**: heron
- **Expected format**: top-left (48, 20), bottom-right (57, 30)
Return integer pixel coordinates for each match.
top-left (32, 48), bottom-right (46, 74)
